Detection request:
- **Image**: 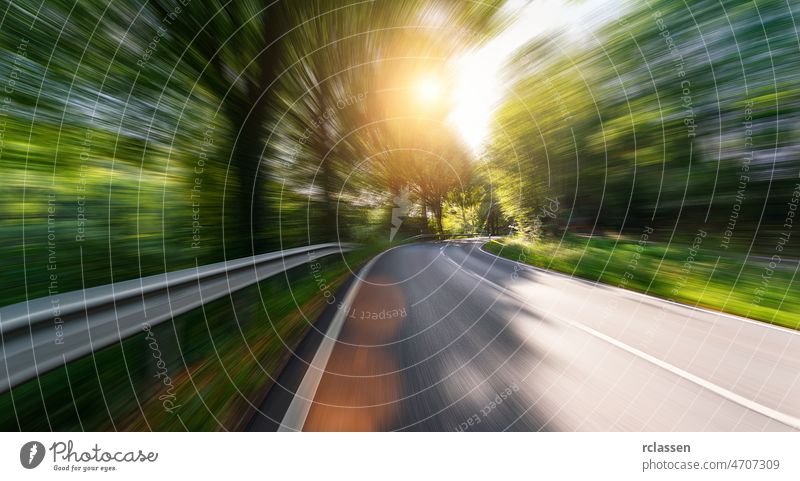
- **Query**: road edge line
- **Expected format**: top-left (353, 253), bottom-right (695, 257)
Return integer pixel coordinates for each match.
top-left (447, 253), bottom-right (800, 430)
top-left (276, 248), bottom-right (389, 431)
top-left (478, 241), bottom-right (800, 337)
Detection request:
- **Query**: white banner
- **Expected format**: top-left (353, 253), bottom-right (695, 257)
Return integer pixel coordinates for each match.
top-left (0, 433), bottom-right (797, 480)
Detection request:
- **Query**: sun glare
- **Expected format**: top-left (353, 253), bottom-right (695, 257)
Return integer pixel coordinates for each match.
top-left (449, 55), bottom-right (500, 154)
top-left (440, 0), bottom-right (612, 154)
top-left (416, 76), bottom-right (444, 104)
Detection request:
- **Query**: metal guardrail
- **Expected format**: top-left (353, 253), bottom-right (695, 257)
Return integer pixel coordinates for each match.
top-left (0, 242), bottom-right (357, 393)
top-left (394, 233), bottom-right (487, 243)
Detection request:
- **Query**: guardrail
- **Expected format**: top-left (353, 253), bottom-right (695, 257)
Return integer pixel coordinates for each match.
top-left (0, 242), bottom-right (357, 393)
top-left (394, 233), bottom-right (488, 243)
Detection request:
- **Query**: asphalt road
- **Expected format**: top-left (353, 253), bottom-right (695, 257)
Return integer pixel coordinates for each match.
top-left (248, 239), bottom-right (800, 431)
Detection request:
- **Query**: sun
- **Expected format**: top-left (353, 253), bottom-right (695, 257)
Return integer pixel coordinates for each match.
top-left (416, 0), bottom-right (593, 154)
top-left (415, 76), bottom-right (444, 104)
top-left (411, 68), bottom-right (494, 154)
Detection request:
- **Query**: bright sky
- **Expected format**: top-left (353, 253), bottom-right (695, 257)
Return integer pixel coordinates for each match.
top-left (446, 0), bottom-right (618, 154)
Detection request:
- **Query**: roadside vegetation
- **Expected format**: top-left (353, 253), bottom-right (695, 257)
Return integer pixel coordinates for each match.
top-left (2, 0), bottom-right (799, 430)
top-left (0, 246), bottom-right (380, 431)
top-left (485, 236), bottom-right (799, 330)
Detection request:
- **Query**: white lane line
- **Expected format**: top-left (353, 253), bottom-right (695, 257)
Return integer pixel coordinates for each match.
top-left (477, 242), bottom-right (800, 337)
top-left (444, 255), bottom-right (800, 430)
top-left (277, 251), bottom-right (384, 432)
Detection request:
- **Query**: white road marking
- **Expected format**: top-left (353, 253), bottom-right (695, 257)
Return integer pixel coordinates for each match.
top-left (277, 249), bottom-right (387, 431)
top-left (444, 253), bottom-right (800, 430)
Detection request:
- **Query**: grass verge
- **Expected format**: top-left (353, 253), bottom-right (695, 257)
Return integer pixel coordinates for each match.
top-left (483, 235), bottom-right (799, 330)
top-left (0, 244), bottom-right (383, 431)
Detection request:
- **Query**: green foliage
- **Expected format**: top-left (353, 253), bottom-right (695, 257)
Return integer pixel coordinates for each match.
top-left (485, 237), bottom-right (800, 330)
top-left (0, 245), bottom-right (380, 431)
top-left (486, 0), bottom-right (800, 240)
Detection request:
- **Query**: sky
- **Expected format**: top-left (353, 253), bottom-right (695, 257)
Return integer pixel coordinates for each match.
top-left (447, 0), bottom-right (622, 154)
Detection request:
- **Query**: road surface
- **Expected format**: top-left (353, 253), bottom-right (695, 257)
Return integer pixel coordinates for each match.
top-left (247, 239), bottom-right (800, 431)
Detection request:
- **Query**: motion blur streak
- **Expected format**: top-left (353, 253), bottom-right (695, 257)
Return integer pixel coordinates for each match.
top-left (1, 0), bottom-right (799, 431)
top-left (256, 240), bottom-right (799, 431)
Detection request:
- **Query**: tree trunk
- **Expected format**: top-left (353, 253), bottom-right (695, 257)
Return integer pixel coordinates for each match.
top-left (229, 9), bottom-right (285, 256)
top-left (320, 151), bottom-right (340, 242)
top-left (431, 200), bottom-right (444, 235)
top-left (229, 96), bottom-right (271, 256)
top-left (459, 194), bottom-right (468, 232)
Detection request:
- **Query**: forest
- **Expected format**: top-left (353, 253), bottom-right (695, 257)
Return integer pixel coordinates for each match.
top-left (1, 0), bottom-right (799, 430)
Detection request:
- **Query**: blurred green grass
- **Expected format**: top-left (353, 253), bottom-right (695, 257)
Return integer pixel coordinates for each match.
top-left (0, 244), bottom-right (383, 431)
top-left (484, 235), bottom-right (799, 330)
